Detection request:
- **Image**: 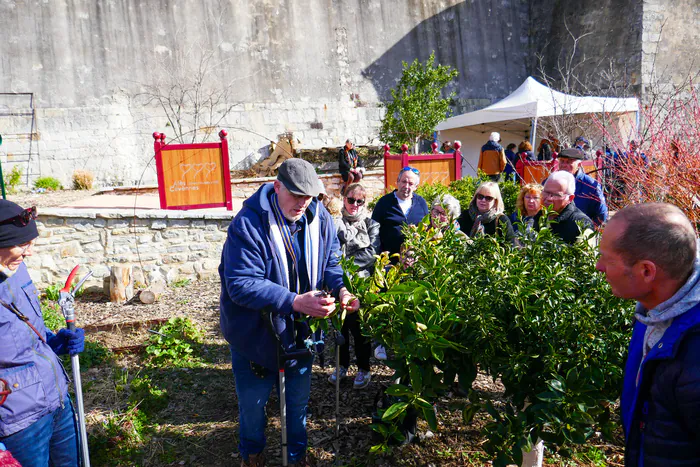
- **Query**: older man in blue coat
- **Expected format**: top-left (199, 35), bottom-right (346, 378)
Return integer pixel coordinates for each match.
top-left (556, 148), bottom-right (608, 226)
top-left (220, 159), bottom-right (359, 466)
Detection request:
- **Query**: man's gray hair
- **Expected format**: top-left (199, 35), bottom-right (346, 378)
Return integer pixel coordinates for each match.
top-left (548, 171), bottom-right (576, 195)
top-left (432, 193), bottom-right (461, 218)
top-left (611, 203), bottom-right (697, 282)
top-left (489, 132), bottom-right (500, 142)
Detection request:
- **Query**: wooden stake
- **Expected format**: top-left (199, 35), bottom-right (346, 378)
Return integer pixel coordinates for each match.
top-left (109, 265), bottom-right (133, 303)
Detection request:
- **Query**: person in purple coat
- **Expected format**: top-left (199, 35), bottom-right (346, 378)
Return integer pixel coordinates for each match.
top-left (0, 200), bottom-right (85, 467)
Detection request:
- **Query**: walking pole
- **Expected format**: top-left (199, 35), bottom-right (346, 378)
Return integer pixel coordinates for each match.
top-left (58, 265), bottom-right (93, 467)
top-left (333, 328), bottom-right (345, 437)
top-left (266, 312), bottom-right (312, 467)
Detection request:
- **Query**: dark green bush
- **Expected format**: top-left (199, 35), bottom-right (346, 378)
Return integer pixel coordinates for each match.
top-left (353, 219), bottom-right (633, 464)
top-left (145, 317), bottom-right (204, 367)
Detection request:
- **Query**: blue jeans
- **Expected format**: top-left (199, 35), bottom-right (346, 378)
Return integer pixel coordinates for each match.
top-left (0, 396), bottom-right (79, 467)
top-left (230, 347), bottom-right (312, 464)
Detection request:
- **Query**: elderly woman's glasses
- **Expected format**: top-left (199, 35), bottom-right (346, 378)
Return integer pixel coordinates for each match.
top-left (346, 197), bottom-right (365, 206)
top-left (476, 194), bottom-right (495, 202)
top-left (0, 206), bottom-right (37, 227)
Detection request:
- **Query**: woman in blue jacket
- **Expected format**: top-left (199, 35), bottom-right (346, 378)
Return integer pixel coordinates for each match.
top-left (0, 200), bottom-right (85, 467)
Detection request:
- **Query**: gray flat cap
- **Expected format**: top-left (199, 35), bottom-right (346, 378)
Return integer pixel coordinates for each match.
top-left (277, 158), bottom-right (321, 197)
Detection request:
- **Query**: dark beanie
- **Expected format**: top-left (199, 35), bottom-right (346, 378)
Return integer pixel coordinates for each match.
top-left (0, 200), bottom-right (39, 248)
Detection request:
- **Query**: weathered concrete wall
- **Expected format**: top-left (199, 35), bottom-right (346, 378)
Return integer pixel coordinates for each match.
top-left (0, 0), bottom-right (531, 188)
top-left (529, 0), bottom-right (644, 95)
top-left (640, 0), bottom-right (700, 100)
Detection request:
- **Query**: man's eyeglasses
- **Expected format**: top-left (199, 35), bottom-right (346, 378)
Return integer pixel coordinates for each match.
top-left (0, 206), bottom-right (37, 227)
top-left (346, 197), bottom-right (365, 206)
top-left (476, 193), bottom-right (495, 202)
top-left (401, 166), bottom-right (420, 176)
top-left (542, 190), bottom-right (568, 199)
top-left (16, 241), bottom-right (34, 255)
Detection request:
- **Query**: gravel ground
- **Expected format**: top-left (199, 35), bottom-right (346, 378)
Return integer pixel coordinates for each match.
top-left (8, 189), bottom-right (100, 209)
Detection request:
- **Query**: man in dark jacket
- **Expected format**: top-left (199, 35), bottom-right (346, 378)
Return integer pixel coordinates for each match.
top-left (219, 159), bottom-right (359, 467)
top-left (371, 166), bottom-right (429, 259)
top-left (535, 170), bottom-right (594, 244)
top-left (596, 202), bottom-right (700, 467)
top-left (556, 148), bottom-right (608, 226)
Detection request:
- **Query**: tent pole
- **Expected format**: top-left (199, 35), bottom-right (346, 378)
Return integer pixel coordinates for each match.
top-left (530, 116), bottom-right (538, 149)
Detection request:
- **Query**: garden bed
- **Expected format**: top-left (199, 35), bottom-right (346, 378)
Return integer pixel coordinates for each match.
top-left (59, 279), bottom-right (624, 466)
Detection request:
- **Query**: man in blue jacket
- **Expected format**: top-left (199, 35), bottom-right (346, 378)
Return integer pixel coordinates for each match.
top-left (219, 159), bottom-right (359, 467)
top-left (596, 202), bottom-right (700, 466)
top-left (556, 148), bottom-right (608, 226)
top-left (371, 166), bottom-right (429, 260)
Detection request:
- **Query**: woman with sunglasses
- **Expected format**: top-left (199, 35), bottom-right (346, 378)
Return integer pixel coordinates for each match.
top-left (0, 200), bottom-right (85, 466)
top-left (330, 184), bottom-right (380, 389)
top-left (458, 182), bottom-right (515, 243)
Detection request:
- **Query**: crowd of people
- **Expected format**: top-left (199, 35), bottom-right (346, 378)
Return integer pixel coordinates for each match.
top-left (1, 138), bottom-right (696, 467)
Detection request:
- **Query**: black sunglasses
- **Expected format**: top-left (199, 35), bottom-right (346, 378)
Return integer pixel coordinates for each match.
top-left (346, 197), bottom-right (365, 206)
top-left (0, 206), bottom-right (37, 227)
top-left (476, 194), bottom-right (495, 202)
top-left (401, 166), bottom-right (420, 176)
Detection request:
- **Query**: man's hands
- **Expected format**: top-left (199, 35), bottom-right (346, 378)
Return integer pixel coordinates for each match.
top-left (292, 288), bottom-right (360, 317)
top-left (339, 287), bottom-right (360, 313)
top-left (293, 291), bottom-right (336, 318)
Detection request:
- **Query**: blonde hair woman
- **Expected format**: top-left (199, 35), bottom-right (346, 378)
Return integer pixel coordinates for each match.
top-left (457, 182), bottom-right (515, 242)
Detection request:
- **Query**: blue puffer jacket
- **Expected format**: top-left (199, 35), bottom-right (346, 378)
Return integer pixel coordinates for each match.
top-left (0, 263), bottom-right (69, 437)
top-left (219, 183), bottom-right (345, 371)
top-left (573, 169), bottom-right (608, 226)
top-left (622, 259), bottom-right (700, 466)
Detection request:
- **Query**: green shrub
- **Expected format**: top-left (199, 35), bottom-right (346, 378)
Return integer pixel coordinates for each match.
top-left (354, 219), bottom-right (633, 465)
top-left (145, 317), bottom-right (204, 367)
top-left (4, 165), bottom-right (23, 193)
top-left (41, 300), bottom-right (65, 332)
top-left (90, 404), bottom-right (149, 466)
top-left (33, 176), bottom-right (63, 191)
top-left (129, 374), bottom-right (169, 416)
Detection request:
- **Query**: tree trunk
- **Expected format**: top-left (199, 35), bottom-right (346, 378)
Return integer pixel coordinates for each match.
top-left (109, 265), bottom-right (134, 303)
top-left (138, 290), bottom-right (161, 305)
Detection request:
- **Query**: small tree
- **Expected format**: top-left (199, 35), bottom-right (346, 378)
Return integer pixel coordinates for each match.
top-left (379, 52), bottom-right (458, 153)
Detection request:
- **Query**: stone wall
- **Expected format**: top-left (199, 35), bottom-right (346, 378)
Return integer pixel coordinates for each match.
top-left (25, 208), bottom-right (233, 291)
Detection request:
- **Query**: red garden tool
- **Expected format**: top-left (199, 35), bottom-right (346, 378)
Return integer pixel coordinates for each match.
top-left (58, 265), bottom-right (93, 467)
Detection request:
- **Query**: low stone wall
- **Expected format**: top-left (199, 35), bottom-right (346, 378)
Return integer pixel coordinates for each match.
top-left (26, 209), bottom-right (233, 291)
top-left (26, 171), bottom-right (388, 291)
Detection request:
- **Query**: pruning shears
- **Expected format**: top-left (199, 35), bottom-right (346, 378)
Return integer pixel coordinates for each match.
top-left (58, 265), bottom-right (93, 329)
top-left (58, 265), bottom-right (93, 467)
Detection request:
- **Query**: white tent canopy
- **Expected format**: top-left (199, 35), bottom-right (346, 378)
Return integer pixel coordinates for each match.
top-left (437, 77), bottom-right (639, 176)
top-left (438, 76), bottom-right (638, 130)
